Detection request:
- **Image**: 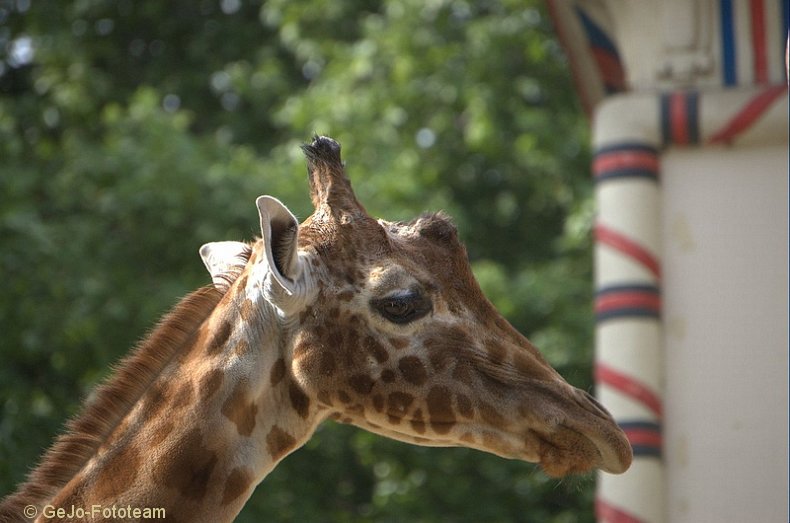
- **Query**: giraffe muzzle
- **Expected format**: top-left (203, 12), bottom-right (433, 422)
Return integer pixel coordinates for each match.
top-left (562, 387), bottom-right (633, 475)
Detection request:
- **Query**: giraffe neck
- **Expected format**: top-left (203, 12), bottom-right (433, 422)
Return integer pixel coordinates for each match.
top-left (34, 280), bottom-right (323, 523)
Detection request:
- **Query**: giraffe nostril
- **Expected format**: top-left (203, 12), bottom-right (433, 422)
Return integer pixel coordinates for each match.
top-left (578, 389), bottom-right (613, 421)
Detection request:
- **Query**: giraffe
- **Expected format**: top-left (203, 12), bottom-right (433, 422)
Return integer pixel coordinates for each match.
top-left (0, 136), bottom-right (631, 523)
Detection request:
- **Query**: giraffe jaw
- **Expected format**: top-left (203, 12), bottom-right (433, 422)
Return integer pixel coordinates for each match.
top-left (463, 424), bottom-right (631, 477)
top-left (344, 413), bottom-right (630, 477)
top-left (450, 423), bottom-right (631, 477)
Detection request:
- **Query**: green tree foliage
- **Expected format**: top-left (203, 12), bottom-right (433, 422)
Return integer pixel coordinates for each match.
top-left (0, 1), bottom-right (596, 521)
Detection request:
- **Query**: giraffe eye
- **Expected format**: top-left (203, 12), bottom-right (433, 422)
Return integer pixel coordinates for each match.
top-left (370, 289), bottom-right (432, 325)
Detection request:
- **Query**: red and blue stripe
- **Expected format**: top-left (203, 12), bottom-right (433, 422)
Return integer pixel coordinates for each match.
top-left (721, 0), bottom-right (738, 85)
top-left (595, 284), bottom-right (661, 322)
top-left (708, 84), bottom-right (788, 144)
top-left (720, 0), bottom-right (789, 86)
top-left (594, 224), bottom-right (662, 280)
top-left (593, 143), bottom-right (660, 183)
top-left (620, 420), bottom-right (662, 459)
top-left (575, 6), bottom-right (626, 93)
top-left (660, 91), bottom-right (700, 147)
top-left (596, 363), bottom-right (663, 419)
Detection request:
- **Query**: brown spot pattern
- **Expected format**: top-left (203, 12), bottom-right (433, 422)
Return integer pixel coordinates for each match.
top-left (178, 329), bottom-right (204, 362)
top-left (140, 384), bottom-right (166, 420)
top-left (364, 336), bottom-right (389, 363)
top-left (153, 428), bottom-right (217, 500)
top-left (372, 394), bottom-right (384, 412)
top-left (398, 356), bottom-right (427, 385)
top-left (452, 361), bottom-right (475, 385)
top-left (456, 393), bottom-right (474, 418)
top-left (207, 320), bottom-right (233, 355)
top-left (240, 299), bottom-right (257, 323)
top-left (337, 290), bottom-right (354, 302)
top-left (428, 349), bottom-right (452, 372)
top-left (221, 383), bottom-right (258, 437)
top-left (425, 326), bottom-right (475, 372)
top-left (388, 337), bottom-right (409, 350)
top-left (221, 467), bottom-right (253, 506)
top-left (288, 382), bottom-right (311, 418)
top-left (460, 432), bottom-right (476, 444)
top-left (266, 425), bottom-right (296, 461)
top-left (387, 392), bottom-right (414, 413)
top-left (170, 382), bottom-right (194, 410)
top-left (327, 330), bottom-right (343, 352)
top-left (93, 446), bottom-right (141, 501)
top-left (149, 420), bottom-right (175, 448)
top-left (199, 368), bottom-right (224, 399)
top-left (270, 358), bottom-right (286, 386)
top-left (381, 369), bottom-right (396, 383)
top-left (233, 339), bottom-right (251, 357)
top-left (410, 408), bottom-right (426, 434)
top-left (344, 330), bottom-right (360, 357)
top-left (478, 401), bottom-right (506, 426)
top-left (319, 352), bottom-right (336, 375)
top-left (426, 385), bottom-right (455, 434)
top-left (348, 374), bottom-right (374, 395)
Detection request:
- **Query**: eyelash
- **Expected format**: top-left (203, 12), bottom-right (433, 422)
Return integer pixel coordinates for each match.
top-left (370, 290), bottom-right (433, 325)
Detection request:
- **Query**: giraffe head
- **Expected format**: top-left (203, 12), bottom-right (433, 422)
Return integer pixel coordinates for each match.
top-left (202, 136), bottom-right (631, 477)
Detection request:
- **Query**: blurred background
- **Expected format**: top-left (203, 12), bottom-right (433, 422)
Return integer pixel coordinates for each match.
top-left (0, 1), bottom-right (598, 521)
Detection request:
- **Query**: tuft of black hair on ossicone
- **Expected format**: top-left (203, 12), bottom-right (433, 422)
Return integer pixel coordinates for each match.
top-left (301, 135), bottom-right (343, 171)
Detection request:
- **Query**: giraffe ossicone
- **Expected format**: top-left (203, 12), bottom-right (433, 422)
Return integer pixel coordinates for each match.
top-left (1, 135), bottom-right (631, 523)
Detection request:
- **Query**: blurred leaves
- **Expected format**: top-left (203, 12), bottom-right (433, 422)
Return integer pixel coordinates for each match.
top-left (0, 1), bottom-right (595, 521)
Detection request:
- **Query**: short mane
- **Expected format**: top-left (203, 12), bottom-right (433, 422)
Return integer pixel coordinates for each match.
top-left (0, 284), bottom-right (225, 522)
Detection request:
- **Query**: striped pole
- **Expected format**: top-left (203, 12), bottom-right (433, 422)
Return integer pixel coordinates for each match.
top-left (593, 101), bottom-right (664, 521)
top-left (720, 0), bottom-right (789, 85)
top-left (592, 85), bottom-right (787, 523)
top-left (544, 3), bottom-right (788, 522)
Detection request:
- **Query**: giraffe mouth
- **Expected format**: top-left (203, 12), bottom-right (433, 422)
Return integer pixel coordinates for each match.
top-left (566, 390), bottom-right (633, 474)
top-left (531, 426), bottom-right (605, 477)
top-left (530, 419), bottom-right (632, 477)
top-left (519, 385), bottom-right (632, 476)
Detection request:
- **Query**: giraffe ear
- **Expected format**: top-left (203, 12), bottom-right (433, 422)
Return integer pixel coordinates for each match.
top-left (256, 195), bottom-right (300, 294)
top-left (199, 241), bottom-right (250, 290)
